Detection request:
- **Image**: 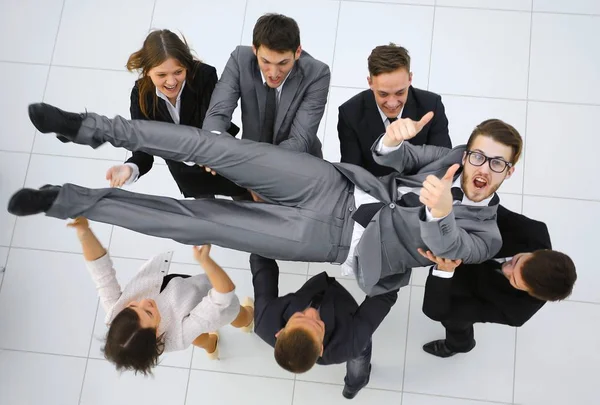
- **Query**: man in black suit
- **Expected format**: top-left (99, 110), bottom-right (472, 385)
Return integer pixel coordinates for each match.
top-left (250, 254), bottom-right (398, 399)
top-left (338, 43), bottom-right (451, 177)
top-left (418, 205), bottom-right (577, 357)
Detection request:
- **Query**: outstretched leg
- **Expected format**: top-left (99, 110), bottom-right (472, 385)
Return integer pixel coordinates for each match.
top-left (23, 183), bottom-right (352, 263)
top-left (28, 103), bottom-right (351, 213)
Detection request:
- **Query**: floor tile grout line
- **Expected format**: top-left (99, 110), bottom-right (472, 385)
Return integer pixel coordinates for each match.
top-left (519, 2), bottom-right (535, 216)
top-left (0, 149), bottom-right (158, 163)
top-left (78, 296), bottom-right (100, 405)
top-left (182, 357), bottom-right (194, 405)
top-left (0, 347), bottom-right (89, 360)
top-left (512, 327), bottom-right (519, 404)
top-left (148, 0), bottom-right (157, 29)
top-left (0, 245), bottom-right (323, 277)
top-left (514, 4), bottom-right (534, 397)
top-left (345, 0), bottom-right (600, 17)
top-left (425, 0), bottom-right (437, 91)
top-left (319, 0), bottom-right (343, 156)
top-left (532, 9), bottom-right (600, 18)
top-left (290, 378), bottom-right (297, 405)
top-left (1, 0), bottom-right (66, 299)
top-left (0, 59), bottom-right (131, 73)
top-left (188, 367), bottom-right (295, 382)
top-left (402, 390), bottom-right (514, 404)
top-left (400, 285), bottom-right (413, 392)
top-left (328, 85), bottom-right (600, 107)
top-left (238, 0), bottom-right (249, 45)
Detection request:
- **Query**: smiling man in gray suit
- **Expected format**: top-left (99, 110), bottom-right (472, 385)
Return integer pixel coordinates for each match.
top-left (202, 13), bottom-right (330, 158)
top-left (12, 104), bottom-right (522, 296)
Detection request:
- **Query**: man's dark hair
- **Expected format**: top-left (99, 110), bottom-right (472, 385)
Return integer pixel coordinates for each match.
top-left (252, 13), bottom-right (301, 53)
top-left (368, 43), bottom-right (411, 76)
top-left (522, 250), bottom-right (577, 301)
top-left (466, 119), bottom-right (524, 164)
top-left (274, 328), bottom-right (321, 373)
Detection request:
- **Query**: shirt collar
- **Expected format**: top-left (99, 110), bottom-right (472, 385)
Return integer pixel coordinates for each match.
top-left (376, 104), bottom-right (404, 124)
top-left (260, 70), bottom-right (290, 93)
top-left (156, 80), bottom-right (186, 104)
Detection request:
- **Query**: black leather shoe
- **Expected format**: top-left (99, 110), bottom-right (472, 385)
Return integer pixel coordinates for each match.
top-left (342, 386), bottom-right (359, 400)
top-left (28, 103), bottom-right (83, 142)
top-left (342, 366), bottom-right (371, 399)
top-left (423, 339), bottom-right (476, 358)
top-left (7, 186), bottom-right (61, 216)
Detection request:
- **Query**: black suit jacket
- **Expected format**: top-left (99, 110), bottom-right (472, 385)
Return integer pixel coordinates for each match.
top-left (126, 60), bottom-right (245, 198)
top-left (250, 254), bottom-right (398, 365)
top-left (422, 205), bottom-right (549, 327)
top-left (338, 86), bottom-right (451, 177)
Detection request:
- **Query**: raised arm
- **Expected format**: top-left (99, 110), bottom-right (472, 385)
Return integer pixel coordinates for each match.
top-left (277, 64), bottom-right (330, 153)
top-left (249, 254), bottom-right (280, 326)
top-left (350, 289), bottom-right (399, 357)
top-left (202, 49), bottom-right (242, 133)
top-left (68, 217), bottom-right (121, 313)
top-left (371, 112), bottom-right (450, 174)
top-left (182, 245), bottom-right (239, 344)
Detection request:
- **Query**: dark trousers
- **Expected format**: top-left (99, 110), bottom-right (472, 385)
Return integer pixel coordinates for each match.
top-left (442, 320), bottom-right (475, 352)
top-left (344, 338), bottom-right (372, 391)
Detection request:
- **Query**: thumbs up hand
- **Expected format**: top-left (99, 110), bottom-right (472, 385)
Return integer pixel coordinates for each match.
top-left (382, 112), bottom-right (434, 147)
top-left (419, 163), bottom-right (461, 218)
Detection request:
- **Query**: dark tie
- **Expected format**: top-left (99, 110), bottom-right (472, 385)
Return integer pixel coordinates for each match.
top-left (352, 201), bottom-right (386, 228)
top-left (388, 116), bottom-right (398, 124)
top-left (261, 84), bottom-right (276, 144)
top-left (398, 187), bottom-right (464, 208)
top-left (309, 291), bottom-right (325, 310)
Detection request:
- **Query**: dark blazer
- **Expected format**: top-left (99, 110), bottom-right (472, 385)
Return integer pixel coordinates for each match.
top-left (338, 86), bottom-right (451, 177)
top-left (250, 254), bottom-right (398, 365)
top-left (126, 60), bottom-right (246, 198)
top-left (422, 205), bottom-right (549, 327)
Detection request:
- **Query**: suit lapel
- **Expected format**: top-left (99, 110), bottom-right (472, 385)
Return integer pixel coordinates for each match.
top-left (274, 66), bottom-right (301, 143)
top-left (401, 86), bottom-right (418, 121)
top-left (155, 98), bottom-right (174, 124)
top-left (361, 91), bottom-right (386, 147)
top-left (179, 82), bottom-right (197, 125)
top-left (253, 61), bottom-right (267, 139)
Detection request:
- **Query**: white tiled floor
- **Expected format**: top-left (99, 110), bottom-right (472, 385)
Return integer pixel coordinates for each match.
top-left (0, 1), bottom-right (598, 404)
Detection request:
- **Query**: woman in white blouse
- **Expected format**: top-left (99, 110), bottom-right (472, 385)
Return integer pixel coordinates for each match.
top-left (69, 217), bottom-right (254, 375)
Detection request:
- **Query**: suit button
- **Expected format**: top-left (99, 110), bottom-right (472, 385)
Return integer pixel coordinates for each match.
top-left (389, 203), bottom-right (395, 209)
top-left (349, 207), bottom-right (354, 212)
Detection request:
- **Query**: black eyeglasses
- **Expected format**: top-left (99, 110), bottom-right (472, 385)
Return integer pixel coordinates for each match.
top-left (466, 151), bottom-right (512, 173)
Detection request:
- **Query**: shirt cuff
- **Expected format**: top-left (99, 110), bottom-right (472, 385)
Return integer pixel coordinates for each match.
top-left (207, 288), bottom-right (236, 305)
top-left (123, 163), bottom-right (139, 185)
top-left (375, 138), bottom-right (403, 155)
top-left (432, 265), bottom-right (454, 278)
top-left (424, 206), bottom-right (449, 222)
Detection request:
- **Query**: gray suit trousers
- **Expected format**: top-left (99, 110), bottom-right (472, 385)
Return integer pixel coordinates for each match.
top-left (46, 114), bottom-right (355, 263)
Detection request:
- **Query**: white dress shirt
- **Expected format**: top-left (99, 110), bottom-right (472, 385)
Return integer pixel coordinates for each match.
top-left (376, 105), bottom-right (404, 128)
top-left (431, 256), bottom-right (512, 279)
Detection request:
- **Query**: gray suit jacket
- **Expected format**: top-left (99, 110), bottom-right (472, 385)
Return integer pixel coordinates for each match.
top-left (202, 45), bottom-right (330, 157)
top-left (333, 139), bottom-right (503, 295)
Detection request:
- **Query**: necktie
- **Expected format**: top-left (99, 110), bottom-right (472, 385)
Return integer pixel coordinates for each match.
top-left (398, 187), bottom-right (464, 208)
top-left (261, 84), bottom-right (276, 144)
top-left (352, 201), bottom-right (386, 227)
top-left (309, 291), bottom-right (325, 310)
